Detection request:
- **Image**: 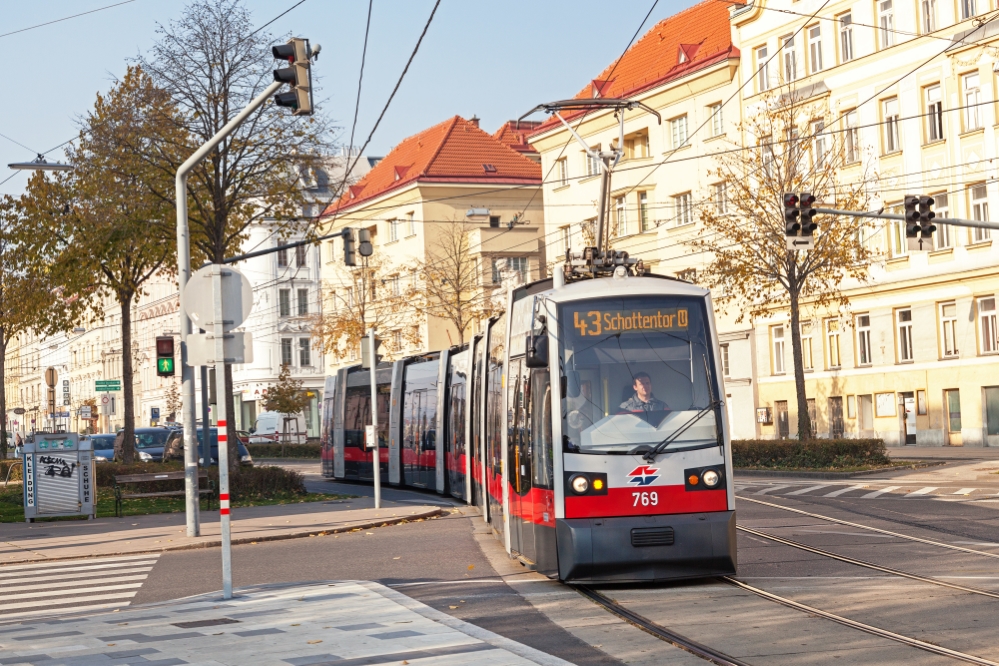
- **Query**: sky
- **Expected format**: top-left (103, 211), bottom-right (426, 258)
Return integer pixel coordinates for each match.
top-left (0, 0), bottom-right (698, 197)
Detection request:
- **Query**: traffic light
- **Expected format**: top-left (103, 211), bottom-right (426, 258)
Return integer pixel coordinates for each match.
top-left (360, 333), bottom-right (383, 369)
top-left (799, 193), bottom-right (817, 235)
top-left (272, 38), bottom-right (313, 116)
top-left (918, 195), bottom-right (936, 239)
top-left (358, 228), bottom-right (373, 257)
top-left (156, 336), bottom-right (175, 377)
top-left (904, 194), bottom-right (921, 238)
top-left (342, 228), bottom-right (356, 266)
top-left (783, 193), bottom-right (800, 236)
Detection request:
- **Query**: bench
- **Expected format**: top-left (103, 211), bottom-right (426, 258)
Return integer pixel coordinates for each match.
top-left (113, 471), bottom-right (215, 518)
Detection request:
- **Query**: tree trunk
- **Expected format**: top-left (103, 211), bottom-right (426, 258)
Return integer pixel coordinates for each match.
top-left (0, 329), bottom-right (7, 459)
top-left (120, 294), bottom-right (136, 463)
top-left (224, 361), bottom-right (238, 472)
top-left (788, 285), bottom-right (811, 440)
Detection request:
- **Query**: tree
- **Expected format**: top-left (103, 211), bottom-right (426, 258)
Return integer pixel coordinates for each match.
top-left (311, 258), bottom-right (418, 363)
top-left (165, 381), bottom-right (182, 422)
top-left (135, 0), bottom-right (333, 468)
top-left (20, 66), bottom-right (182, 463)
top-left (411, 220), bottom-right (495, 345)
top-left (690, 90), bottom-right (876, 439)
top-left (262, 364), bottom-right (311, 455)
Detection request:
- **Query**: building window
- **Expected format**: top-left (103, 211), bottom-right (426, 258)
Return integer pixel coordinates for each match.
top-left (933, 193), bottom-right (951, 248)
top-left (639, 192), bottom-right (651, 231)
top-left (714, 183), bottom-right (728, 214)
top-left (925, 84), bottom-right (943, 142)
top-left (775, 400), bottom-right (790, 438)
top-left (624, 133), bottom-right (649, 159)
top-left (586, 146), bottom-right (602, 177)
top-left (961, 0), bottom-right (977, 20)
top-left (883, 98), bottom-right (900, 153)
top-left (856, 314), bottom-right (873, 365)
top-left (826, 319), bottom-right (842, 368)
top-left (389, 218), bottom-right (399, 242)
top-left (277, 248), bottom-right (289, 267)
top-left (493, 257), bottom-right (528, 284)
top-left (295, 245), bottom-right (307, 267)
top-left (772, 325), bottom-right (786, 374)
top-left (878, 0), bottom-right (895, 48)
top-left (614, 195), bottom-right (629, 236)
top-left (981, 297), bottom-right (998, 353)
top-left (392, 330), bottom-right (402, 351)
top-left (844, 110), bottom-right (859, 163)
top-left (709, 103), bottom-right (724, 136)
top-left (965, 72), bottom-right (982, 130)
top-left (281, 338), bottom-right (293, 366)
top-left (801, 321), bottom-right (814, 370)
top-left (807, 398), bottom-right (817, 431)
top-left (808, 25), bottom-right (823, 74)
top-left (299, 338), bottom-right (311, 367)
top-left (941, 302), bottom-right (959, 357)
top-left (970, 183), bottom-right (991, 242)
top-left (922, 0), bottom-right (936, 32)
top-left (671, 115), bottom-right (688, 149)
top-left (673, 192), bottom-right (693, 226)
top-left (812, 120), bottom-right (827, 167)
top-left (297, 288), bottom-right (309, 316)
top-left (761, 137), bottom-right (775, 176)
top-left (390, 275), bottom-right (400, 297)
top-left (897, 308), bottom-right (914, 362)
top-left (407, 212), bottom-right (416, 236)
top-left (279, 289), bottom-right (291, 317)
top-left (559, 225), bottom-right (571, 255)
top-left (782, 34), bottom-right (797, 81)
top-left (756, 45), bottom-right (770, 92)
top-left (888, 202), bottom-right (908, 257)
top-left (946, 389), bottom-right (962, 432)
top-left (721, 344), bottom-right (731, 377)
top-left (556, 158), bottom-right (568, 186)
top-left (839, 13), bottom-right (854, 62)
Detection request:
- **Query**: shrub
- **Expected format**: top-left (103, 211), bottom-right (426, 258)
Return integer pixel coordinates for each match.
top-left (0, 460), bottom-right (21, 483)
top-left (94, 461), bottom-right (306, 499)
top-left (732, 439), bottom-right (889, 470)
top-left (246, 443), bottom-right (321, 459)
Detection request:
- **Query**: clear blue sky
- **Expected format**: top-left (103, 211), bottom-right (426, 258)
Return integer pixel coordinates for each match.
top-left (0, 0), bottom-right (696, 197)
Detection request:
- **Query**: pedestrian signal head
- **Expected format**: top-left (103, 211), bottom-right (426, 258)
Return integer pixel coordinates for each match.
top-left (155, 336), bottom-right (175, 377)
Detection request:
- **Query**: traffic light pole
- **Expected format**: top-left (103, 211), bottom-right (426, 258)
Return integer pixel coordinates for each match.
top-left (175, 79), bottom-right (283, 540)
top-left (368, 327), bottom-right (381, 510)
top-left (814, 207), bottom-right (999, 231)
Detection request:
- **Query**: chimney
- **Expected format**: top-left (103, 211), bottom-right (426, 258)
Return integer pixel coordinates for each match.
top-left (469, 115), bottom-right (480, 128)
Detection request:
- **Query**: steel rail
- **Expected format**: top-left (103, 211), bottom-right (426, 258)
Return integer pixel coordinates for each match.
top-left (723, 577), bottom-right (999, 665)
top-left (739, 496), bottom-right (999, 560)
top-left (576, 586), bottom-right (751, 666)
top-left (738, 525), bottom-right (999, 600)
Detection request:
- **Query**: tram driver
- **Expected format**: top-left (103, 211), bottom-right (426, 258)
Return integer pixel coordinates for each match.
top-left (619, 371), bottom-right (667, 412)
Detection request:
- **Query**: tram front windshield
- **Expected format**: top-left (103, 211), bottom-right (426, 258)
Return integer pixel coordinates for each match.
top-left (559, 295), bottom-right (719, 454)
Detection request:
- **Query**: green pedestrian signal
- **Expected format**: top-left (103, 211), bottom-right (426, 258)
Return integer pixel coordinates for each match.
top-left (156, 336), bottom-right (175, 377)
top-left (157, 357), bottom-right (175, 375)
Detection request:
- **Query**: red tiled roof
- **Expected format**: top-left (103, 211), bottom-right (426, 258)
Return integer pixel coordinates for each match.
top-left (323, 116), bottom-right (542, 215)
top-left (534, 0), bottom-right (737, 133)
top-left (493, 120), bottom-right (542, 154)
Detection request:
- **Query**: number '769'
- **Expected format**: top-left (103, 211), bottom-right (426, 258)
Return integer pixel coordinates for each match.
top-left (632, 491), bottom-right (658, 507)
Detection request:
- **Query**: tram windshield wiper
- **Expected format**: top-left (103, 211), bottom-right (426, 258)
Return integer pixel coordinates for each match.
top-left (642, 401), bottom-right (721, 462)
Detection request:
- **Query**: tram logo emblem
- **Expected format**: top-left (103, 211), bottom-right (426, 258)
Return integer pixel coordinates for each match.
top-left (627, 465), bottom-right (660, 486)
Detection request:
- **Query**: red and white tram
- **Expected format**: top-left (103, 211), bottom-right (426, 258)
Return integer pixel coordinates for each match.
top-left (320, 256), bottom-right (736, 583)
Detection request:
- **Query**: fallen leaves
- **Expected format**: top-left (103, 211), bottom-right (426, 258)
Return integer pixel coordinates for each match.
top-left (307, 640), bottom-right (322, 644)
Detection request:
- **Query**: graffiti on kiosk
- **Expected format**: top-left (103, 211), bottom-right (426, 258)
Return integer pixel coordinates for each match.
top-left (38, 455), bottom-right (78, 479)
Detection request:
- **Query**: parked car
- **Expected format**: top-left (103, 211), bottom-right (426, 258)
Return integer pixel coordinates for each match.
top-left (114, 427), bottom-right (173, 462)
top-left (162, 427), bottom-right (253, 466)
top-left (90, 433), bottom-right (116, 462)
top-left (250, 411), bottom-right (306, 445)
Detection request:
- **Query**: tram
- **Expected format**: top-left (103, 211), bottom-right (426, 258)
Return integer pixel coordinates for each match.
top-left (320, 252), bottom-right (736, 583)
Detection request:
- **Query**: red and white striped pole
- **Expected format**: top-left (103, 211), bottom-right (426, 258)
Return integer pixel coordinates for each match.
top-left (212, 264), bottom-right (233, 599)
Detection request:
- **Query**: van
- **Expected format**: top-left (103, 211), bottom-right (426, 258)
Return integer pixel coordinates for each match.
top-left (250, 411), bottom-right (306, 445)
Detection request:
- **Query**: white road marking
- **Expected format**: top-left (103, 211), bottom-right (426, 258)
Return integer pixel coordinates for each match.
top-left (904, 487), bottom-right (939, 497)
top-left (954, 541), bottom-right (999, 547)
top-left (0, 602), bottom-right (125, 622)
top-left (861, 486), bottom-right (900, 498)
top-left (754, 485), bottom-right (792, 495)
top-left (823, 484), bottom-right (867, 497)
top-left (953, 488), bottom-right (977, 495)
top-left (0, 591), bottom-right (139, 612)
top-left (10, 574), bottom-right (151, 593)
top-left (0, 556), bottom-right (158, 577)
top-left (3, 582), bottom-right (144, 602)
top-left (787, 485), bottom-right (830, 495)
top-left (0, 566), bottom-right (154, 586)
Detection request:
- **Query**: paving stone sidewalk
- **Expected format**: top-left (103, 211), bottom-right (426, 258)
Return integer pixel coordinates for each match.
top-left (1, 499), bottom-right (442, 566)
top-left (0, 580), bottom-right (572, 666)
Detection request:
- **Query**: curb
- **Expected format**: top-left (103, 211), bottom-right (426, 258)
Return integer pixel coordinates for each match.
top-left (734, 461), bottom-right (946, 479)
top-left (0, 507), bottom-right (443, 567)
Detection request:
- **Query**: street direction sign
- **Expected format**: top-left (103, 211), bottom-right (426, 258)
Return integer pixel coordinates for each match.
top-left (79, 405), bottom-right (93, 419)
top-left (183, 265), bottom-right (253, 331)
top-left (787, 236), bottom-right (815, 251)
top-left (907, 237), bottom-right (933, 251)
top-left (13, 408), bottom-right (25, 415)
top-left (95, 380), bottom-right (121, 392)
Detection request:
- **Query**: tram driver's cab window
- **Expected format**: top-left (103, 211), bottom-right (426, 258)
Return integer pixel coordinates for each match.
top-left (560, 296), bottom-right (720, 454)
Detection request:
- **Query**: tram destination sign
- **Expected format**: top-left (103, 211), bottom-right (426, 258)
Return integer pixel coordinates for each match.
top-left (572, 308), bottom-right (689, 337)
top-left (95, 379), bottom-right (121, 392)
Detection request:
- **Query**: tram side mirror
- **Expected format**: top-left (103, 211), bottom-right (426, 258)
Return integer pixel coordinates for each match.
top-left (525, 332), bottom-right (548, 368)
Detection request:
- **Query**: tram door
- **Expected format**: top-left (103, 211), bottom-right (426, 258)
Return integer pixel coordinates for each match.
top-left (507, 357), bottom-right (535, 560)
top-left (486, 316), bottom-right (506, 538)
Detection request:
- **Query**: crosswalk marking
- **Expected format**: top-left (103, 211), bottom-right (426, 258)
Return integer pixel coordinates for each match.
top-left (823, 484), bottom-right (867, 497)
top-left (754, 485), bottom-right (792, 495)
top-left (861, 486), bottom-right (901, 499)
top-left (0, 554), bottom-right (159, 622)
top-left (787, 485), bottom-right (829, 495)
top-left (953, 488), bottom-right (977, 495)
top-left (904, 487), bottom-right (938, 497)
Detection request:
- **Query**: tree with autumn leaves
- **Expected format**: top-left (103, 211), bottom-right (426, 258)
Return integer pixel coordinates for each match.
top-left (691, 91), bottom-right (877, 439)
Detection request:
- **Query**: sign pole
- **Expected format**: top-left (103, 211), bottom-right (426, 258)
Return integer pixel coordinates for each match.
top-left (211, 264), bottom-right (234, 599)
top-left (368, 327), bottom-right (381, 510)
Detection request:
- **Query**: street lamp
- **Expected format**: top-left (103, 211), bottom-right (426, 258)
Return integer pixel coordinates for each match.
top-left (465, 208), bottom-right (490, 220)
top-left (8, 155), bottom-right (74, 171)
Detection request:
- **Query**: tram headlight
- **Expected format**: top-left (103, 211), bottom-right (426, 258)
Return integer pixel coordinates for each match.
top-left (702, 469), bottom-right (720, 487)
top-left (569, 474), bottom-right (589, 494)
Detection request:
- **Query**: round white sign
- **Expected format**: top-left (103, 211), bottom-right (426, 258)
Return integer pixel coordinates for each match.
top-left (182, 265), bottom-right (254, 331)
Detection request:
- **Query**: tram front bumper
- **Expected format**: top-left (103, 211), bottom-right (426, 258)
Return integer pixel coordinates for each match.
top-left (555, 511), bottom-right (736, 583)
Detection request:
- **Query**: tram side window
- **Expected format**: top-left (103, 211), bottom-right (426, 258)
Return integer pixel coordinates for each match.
top-left (531, 369), bottom-right (553, 489)
top-left (344, 386), bottom-right (369, 449)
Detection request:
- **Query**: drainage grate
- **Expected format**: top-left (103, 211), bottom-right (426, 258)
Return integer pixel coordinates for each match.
top-left (171, 618), bottom-right (241, 629)
top-left (631, 526), bottom-right (674, 547)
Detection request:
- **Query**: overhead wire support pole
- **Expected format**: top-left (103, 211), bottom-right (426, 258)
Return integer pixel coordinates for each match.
top-left (175, 79), bottom-right (283, 540)
top-left (814, 207), bottom-right (999, 231)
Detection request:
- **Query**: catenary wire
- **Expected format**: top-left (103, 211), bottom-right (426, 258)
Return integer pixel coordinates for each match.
top-left (0, 0), bottom-right (138, 40)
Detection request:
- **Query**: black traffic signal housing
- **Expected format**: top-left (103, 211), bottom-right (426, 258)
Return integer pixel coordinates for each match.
top-left (342, 228), bottom-right (356, 266)
top-left (904, 194), bottom-right (921, 238)
top-left (918, 195), bottom-right (936, 239)
top-left (783, 193), bottom-right (800, 236)
top-left (358, 228), bottom-right (373, 257)
top-left (272, 38), bottom-right (313, 116)
top-left (799, 193), bottom-right (817, 235)
top-left (360, 333), bottom-right (383, 369)
top-left (156, 336), bottom-right (175, 377)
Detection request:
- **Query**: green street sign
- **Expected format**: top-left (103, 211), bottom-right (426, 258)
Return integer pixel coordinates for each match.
top-left (157, 357), bottom-right (175, 375)
top-left (95, 380), bottom-right (122, 392)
